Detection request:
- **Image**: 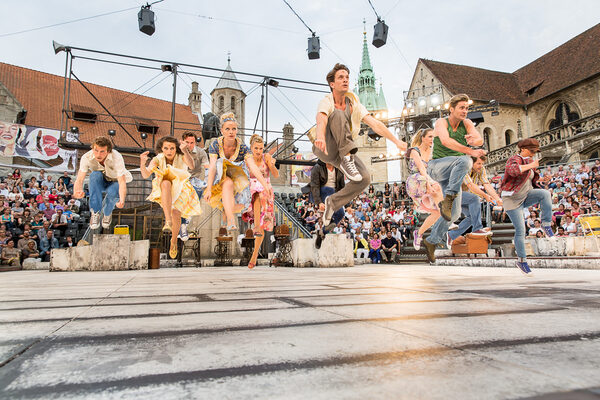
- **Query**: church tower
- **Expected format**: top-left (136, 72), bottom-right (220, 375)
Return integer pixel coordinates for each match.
top-left (211, 55), bottom-right (246, 131)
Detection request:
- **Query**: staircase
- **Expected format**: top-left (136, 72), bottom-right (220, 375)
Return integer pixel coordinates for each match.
top-left (273, 192), bottom-right (312, 240)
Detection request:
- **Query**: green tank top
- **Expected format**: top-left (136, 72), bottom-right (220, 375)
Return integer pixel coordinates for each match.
top-left (433, 117), bottom-right (468, 159)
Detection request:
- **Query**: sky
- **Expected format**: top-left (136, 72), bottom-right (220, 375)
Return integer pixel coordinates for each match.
top-left (1, 0), bottom-right (599, 145)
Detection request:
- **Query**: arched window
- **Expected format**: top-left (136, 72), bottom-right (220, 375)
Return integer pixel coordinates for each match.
top-left (219, 96), bottom-right (224, 110)
top-left (483, 127), bottom-right (492, 151)
top-left (230, 96), bottom-right (236, 110)
top-left (505, 129), bottom-right (514, 146)
top-left (549, 102), bottom-right (579, 129)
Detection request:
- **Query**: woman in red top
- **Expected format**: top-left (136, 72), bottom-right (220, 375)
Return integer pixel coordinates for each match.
top-left (500, 138), bottom-right (554, 275)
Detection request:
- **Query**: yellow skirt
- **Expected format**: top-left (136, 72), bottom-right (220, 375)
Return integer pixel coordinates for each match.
top-left (147, 165), bottom-right (202, 219)
top-left (208, 158), bottom-right (251, 211)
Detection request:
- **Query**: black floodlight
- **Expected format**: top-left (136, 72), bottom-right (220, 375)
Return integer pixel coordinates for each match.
top-left (372, 19), bottom-right (388, 48)
top-left (367, 128), bottom-right (381, 141)
top-left (307, 34), bottom-right (320, 60)
top-left (141, 132), bottom-right (148, 140)
top-left (267, 78), bottom-right (279, 87)
top-left (108, 129), bottom-right (116, 136)
top-left (138, 5), bottom-right (156, 36)
top-left (70, 126), bottom-right (79, 134)
top-left (53, 40), bottom-right (67, 54)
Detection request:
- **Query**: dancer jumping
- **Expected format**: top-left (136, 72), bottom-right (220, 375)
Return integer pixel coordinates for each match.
top-left (421, 94), bottom-right (486, 263)
top-left (73, 136), bottom-right (132, 230)
top-left (243, 134), bottom-right (278, 269)
top-left (140, 136), bottom-right (202, 259)
top-left (313, 63), bottom-right (407, 227)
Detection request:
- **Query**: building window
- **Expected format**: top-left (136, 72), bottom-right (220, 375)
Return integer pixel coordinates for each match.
top-left (549, 102), bottom-right (580, 130)
top-left (230, 96), bottom-right (235, 111)
top-left (483, 127), bottom-right (492, 151)
top-left (219, 96), bottom-right (224, 111)
top-left (505, 129), bottom-right (514, 146)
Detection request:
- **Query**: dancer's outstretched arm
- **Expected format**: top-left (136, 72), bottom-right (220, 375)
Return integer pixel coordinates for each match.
top-left (362, 114), bottom-right (407, 152)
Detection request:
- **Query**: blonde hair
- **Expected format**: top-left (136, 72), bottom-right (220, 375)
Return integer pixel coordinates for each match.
top-left (449, 94), bottom-right (470, 109)
top-left (249, 134), bottom-right (264, 146)
top-left (411, 128), bottom-right (433, 147)
top-left (220, 112), bottom-right (237, 126)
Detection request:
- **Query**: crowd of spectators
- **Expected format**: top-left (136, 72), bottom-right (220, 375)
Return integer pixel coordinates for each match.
top-left (288, 159), bottom-right (600, 263)
top-left (0, 168), bottom-right (83, 268)
top-left (490, 159), bottom-right (600, 237)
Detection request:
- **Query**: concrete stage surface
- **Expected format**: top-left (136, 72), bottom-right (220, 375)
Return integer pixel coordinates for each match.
top-left (1, 265), bottom-right (600, 400)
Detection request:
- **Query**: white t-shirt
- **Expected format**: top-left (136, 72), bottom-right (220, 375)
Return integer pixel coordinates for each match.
top-left (325, 167), bottom-right (336, 188)
top-left (79, 149), bottom-right (133, 183)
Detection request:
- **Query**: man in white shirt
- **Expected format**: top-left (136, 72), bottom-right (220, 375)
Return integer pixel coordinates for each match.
top-left (73, 137), bottom-right (132, 230)
top-left (313, 63), bottom-right (407, 227)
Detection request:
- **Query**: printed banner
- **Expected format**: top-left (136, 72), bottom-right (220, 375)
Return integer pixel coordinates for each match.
top-left (0, 121), bottom-right (78, 170)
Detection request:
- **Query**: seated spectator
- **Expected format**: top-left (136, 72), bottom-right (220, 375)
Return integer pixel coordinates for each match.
top-left (39, 230), bottom-right (59, 262)
top-left (17, 230), bottom-right (35, 250)
top-left (64, 235), bottom-right (77, 248)
top-left (305, 211), bottom-right (317, 231)
top-left (21, 240), bottom-right (40, 261)
top-left (354, 234), bottom-right (369, 259)
top-left (1, 239), bottom-right (21, 267)
top-left (38, 169), bottom-right (46, 182)
top-left (381, 230), bottom-right (398, 263)
top-left (51, 209), bottom-right (68, 232)
top-left (0, 207), bottom-right (14, 230)
top-left (562, 216), bottom-right (578, 236)
top-left (0, 230), bottom-right (9, 248)
top-left (369, 233), bottom-right (382, 264)
top-left (12, 168), bottom-right (22, 181)
top-left (8, 186), bottom-right (24, 203)
top-left (37, 221), bottom-right (51, 242)
top-left (0, 183), bottom-right (9, 197)
top-left (528, 219), bottom-right (544, 238)
top-left (48, 188), bottom-right (59, 204)
top-left (41, 201), bottom-right (55, 221)
top-left (553, 204), bottom-right (566, 226)
top-left (41, 175), bottom-right (54, 191)
top-left (556, 226), bottom-right (569, 237)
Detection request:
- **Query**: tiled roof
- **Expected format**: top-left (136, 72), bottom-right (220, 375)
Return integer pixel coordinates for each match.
top-left (0, 62), bottom-right (201, 149)
top-left (421, 59), bottom-right (526, 105)
top-left (420, 23), bottom-right (600, 106)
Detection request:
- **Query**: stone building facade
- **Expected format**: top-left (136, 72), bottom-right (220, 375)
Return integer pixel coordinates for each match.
top-left (404, 23), bottom-right (600, 172)
top-left (210, 57), bottom-right (246, 131)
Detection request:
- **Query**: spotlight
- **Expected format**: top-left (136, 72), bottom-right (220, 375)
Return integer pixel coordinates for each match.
top-left (406, 102), bottom-right (413, 109)
top-left (467, 111), bottom-right (484, 126)
top-left (307, 34), bottom-right (320, 60)
top-left (367, 129), bottom-right (381, 141)
top-left (141, 132), bottom-right (148, 140)
top-left (431, 118), bottom-right (437, 127)
top-left (138, 4), bottom-right (156, 36)
top-left (196, 136), bottom-right (202, 143)
top-left (52, 40), bottom-right (67, 54)
top-left (378, 153), bottom-right (385, 159)
top-left (108, 129), bottom-right (116, 137)
top-left (489, 99), bottom-right (498, 106)
top-left (70, 126), bottom-right (79, 134)
top-left (418, 96), bottom-right (427, 108)
top-left (372, 19), bottom-right (389, 48)
top-left (467, 99), bottom-right (474, 105)
top-left (406, 122), bottom-right (415, 133)
top-left (491, 110), bottom-right (500, 117)
top-left (267, 78), bottom-right (279, 87)
top-left (444, 103), bottom-right (450, 110)
top-left (430, 93), bottom-right (440, 106)
top-left (402, 108), bottom-right (408, 116)
top-left (292, 146), bottom-right (299, 154)
top-left (161, 64), bottom-right (173, 72)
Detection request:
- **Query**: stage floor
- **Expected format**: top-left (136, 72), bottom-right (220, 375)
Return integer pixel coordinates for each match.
top-left (1, 265), bottom-right (600, 399)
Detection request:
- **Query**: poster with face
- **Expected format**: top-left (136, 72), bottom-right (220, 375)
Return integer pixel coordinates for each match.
top-left (0, 121), bottom-right (21, 156)
top-left (13, 124), bottom-right (61, 160)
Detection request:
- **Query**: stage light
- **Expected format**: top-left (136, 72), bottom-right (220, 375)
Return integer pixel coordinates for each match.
top-left (161, 64), bottom-right (173, 72)
top-left (141, 132), bottom-right (148, 140)
top-left (372, 19), bottom-right (389, 48)
top-left (307, 34), bottom-right (320, 60)
top-left (406, 102), bottom-right (413, 109)
top-left (108, 129), bottom-right (116, 136)
top-left (138, 4), bottom-right (156, 36)
top-left (491, 110), bottom-right (500, 117)
top-left (381, 111), bottom-right (387, 119)
top-left (418, 97), bottom-right (427, 108)
top-left (410, 108), bottom-right (415, 114)
top-left (375, 113), bottom-right (380, 119)
top-left (53, 41), bottom-right (67, 54)
top-left (468, 99), bottom-right (474, 105)
top-left (489, 99), bottom-right (498, 106)
top-left (70, 126), bottom-right (79, 134)
top-left (430, 93), bottom-right (440, 106)
top-left (378, 153), bottom-right (385, 159)
top-left (436, 105), bottom-right (441, 110)
top-left (402, 108), bottom-right (408, 116)
top-left (267, 78), bottom-right (279, 87)
top-left (428, 107), bottom-right (433, 112)
top-left (292, 146), bottom-right (299, 154)
top-left (444, 103), bottom-right (450, 110)
top-left (431, 118), bottom-right (437, 127)
top-left (406, 122), bottom-right (415, 133)
top-left (367, 129), bottom-right (381, 141)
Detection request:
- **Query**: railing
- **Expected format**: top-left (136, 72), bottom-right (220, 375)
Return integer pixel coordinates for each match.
top-left (487, 112), bottom-right (600, 167)
top-left (273, 198), bottom-right (312, 240)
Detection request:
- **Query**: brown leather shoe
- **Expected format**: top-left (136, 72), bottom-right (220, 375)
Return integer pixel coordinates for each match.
top-left (438, 193), bottom-right (457, 221)
top-left (423, 238), bottom-right (436, 264)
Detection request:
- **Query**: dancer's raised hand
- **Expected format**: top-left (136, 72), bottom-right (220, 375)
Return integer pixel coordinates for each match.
top-left (140, 151), bottom-right (149, 165)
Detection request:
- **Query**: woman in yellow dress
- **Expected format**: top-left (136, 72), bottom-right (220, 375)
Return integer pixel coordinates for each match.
top-left (140, 136), bottom-right (202, 258)
top-left (203, 112), bottom-right (272, 231)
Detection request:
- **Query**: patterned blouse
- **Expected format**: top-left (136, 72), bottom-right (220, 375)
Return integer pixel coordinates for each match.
top-left (208, 137), bottom-right (249, 162)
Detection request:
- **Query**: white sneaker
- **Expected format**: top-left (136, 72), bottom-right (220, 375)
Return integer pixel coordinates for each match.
top-left (339, 154), bottom-right (362, 182)
top-left (102, 214), bottom-right (112, 230)
top-left (90, 211), bottom-right (101, 230)
top-left (179, 224), bottom-right (189, 241)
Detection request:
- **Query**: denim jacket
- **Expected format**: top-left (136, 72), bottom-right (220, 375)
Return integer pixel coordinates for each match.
top-left (500, 154), bottom-right (540, 193)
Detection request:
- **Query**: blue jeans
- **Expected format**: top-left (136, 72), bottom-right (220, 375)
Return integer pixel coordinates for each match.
top-left (426, 156), bottom-right (472, 244)
top-left (448, 191), bottom-right (484, 241)
top-left (309, 186), bottom-right (344, 230)
top-left (89, 171), bottom-right (119, 216)
top-left (505, 189), bottom-right (552, 259)
top-left (369, 248), bottom-right (382, 263)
